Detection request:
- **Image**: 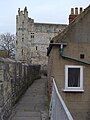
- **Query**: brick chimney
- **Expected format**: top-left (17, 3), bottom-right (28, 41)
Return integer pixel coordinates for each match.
top-left (69, 7), bottom-right (83, 24)
top-left (69, 8), bottom-right (78, 24)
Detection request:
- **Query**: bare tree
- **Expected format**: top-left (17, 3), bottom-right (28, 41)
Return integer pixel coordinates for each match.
top-left (0, 33), bottom-right (15, 58)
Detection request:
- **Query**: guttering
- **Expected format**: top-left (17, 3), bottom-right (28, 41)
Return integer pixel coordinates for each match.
top-left (59, 44), bottom-right (90, 65)
top-left (47, 43), bottom-right (67, 56)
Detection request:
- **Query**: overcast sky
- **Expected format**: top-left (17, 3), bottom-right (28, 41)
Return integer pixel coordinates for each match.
top-left (0, 0), bottom-right (90, 34)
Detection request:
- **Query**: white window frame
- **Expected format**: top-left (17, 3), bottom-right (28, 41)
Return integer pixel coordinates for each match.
top-left (64, 65), bottom-right (84, 92)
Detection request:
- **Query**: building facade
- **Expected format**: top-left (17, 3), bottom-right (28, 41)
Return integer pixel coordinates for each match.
top-left (47, 6), bottom-right (90, 120)
top-left (15, 7), bottom-right (67, 66)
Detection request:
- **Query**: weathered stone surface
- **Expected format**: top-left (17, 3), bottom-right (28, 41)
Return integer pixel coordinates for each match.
top-left (15, 7), bottom-right (67, 66)
top-left (9, 77), bottom-right (49, 120)
top-left (0, 58), bottom-right (41, 120)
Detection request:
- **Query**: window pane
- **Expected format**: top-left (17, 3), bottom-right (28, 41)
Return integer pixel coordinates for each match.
top-left (68, 68), bottom-right (80, 87)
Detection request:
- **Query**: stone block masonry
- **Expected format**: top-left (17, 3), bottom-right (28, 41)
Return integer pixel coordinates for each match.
top-left (15, 7), bottom-right (67, 66)
top-left (0, 57), bottom-right (41, 120)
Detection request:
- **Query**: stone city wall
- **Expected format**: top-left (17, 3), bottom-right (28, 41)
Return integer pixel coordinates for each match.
top-left (0, 57), bottom-right (41, 120)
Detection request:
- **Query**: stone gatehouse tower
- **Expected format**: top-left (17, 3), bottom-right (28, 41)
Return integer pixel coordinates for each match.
top-left (15, 7), bottom-right (67, 66)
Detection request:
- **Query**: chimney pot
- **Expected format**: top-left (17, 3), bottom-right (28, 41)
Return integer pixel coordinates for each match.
top-left (75, 7), bottom-right (78, 15)
top-left (80, 7), bottom-right (83, 14)
top-left (71, 8), bottom-right (74, 15)
top-left (69, 7), bottom-right (79, 24)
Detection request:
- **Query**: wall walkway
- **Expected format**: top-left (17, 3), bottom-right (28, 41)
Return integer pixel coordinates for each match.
top-left (0, 58), bottom-right (41, 120)
top-left (9, 76), bottom-right (49, 120)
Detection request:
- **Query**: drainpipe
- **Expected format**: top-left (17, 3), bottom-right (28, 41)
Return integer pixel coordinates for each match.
top-left (60, 44), bottom-right (64, 54)
top-left (59, 44), bottom-right (90, 65)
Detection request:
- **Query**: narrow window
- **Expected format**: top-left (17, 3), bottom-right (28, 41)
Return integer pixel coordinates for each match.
top-left (31, 35), bottom-right (34, 38)
top-left (22, 21), bottom-right (24, 24)
top-left (16, 40), bottom-right (18, 45)
top-left (22, 38), bottom-right (24, 42)
top-left (31, 33), bottom-right (34, 38)
top-left (22, 49), bottom-right (23, 55)
top-left (36, 46), bottom-right (37, 50)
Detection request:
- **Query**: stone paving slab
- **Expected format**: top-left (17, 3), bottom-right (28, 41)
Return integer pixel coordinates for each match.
top-left (12, 116), bottom-right (41, 120)
top-left (9, 76), bottom-right (49, 120)
top-left (15, 111), bottom-right (41, 117)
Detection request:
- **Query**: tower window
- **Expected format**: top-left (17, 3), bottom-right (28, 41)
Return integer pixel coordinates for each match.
top-left (36, 46), bottom-right (37, 50)
top-left (22, 21), bottom-right (24, 24)
top-left (22, 38), bottom-right (24, 42)
top-left (31, 33), bottom-right (34, 38)
top-left (22, 49), bottom-right (23, 55)
top-left (16, 40), bottom-right (18, 45)
top-left (31, 35), bottom-right (34, 38)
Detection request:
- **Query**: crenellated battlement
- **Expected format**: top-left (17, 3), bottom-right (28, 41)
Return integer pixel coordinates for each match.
top-left (18, 6), bottom-right (28, 17)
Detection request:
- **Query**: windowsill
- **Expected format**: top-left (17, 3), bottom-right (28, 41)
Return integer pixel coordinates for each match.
top-left (63, 89), bottom-right (84, 92)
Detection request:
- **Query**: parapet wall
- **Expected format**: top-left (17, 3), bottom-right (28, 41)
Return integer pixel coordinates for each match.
top-left (0, 58), bottom-right (41, 120)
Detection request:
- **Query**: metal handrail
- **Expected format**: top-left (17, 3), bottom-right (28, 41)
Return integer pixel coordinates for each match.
top-left (49, 78), bottom-right (73, 120)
